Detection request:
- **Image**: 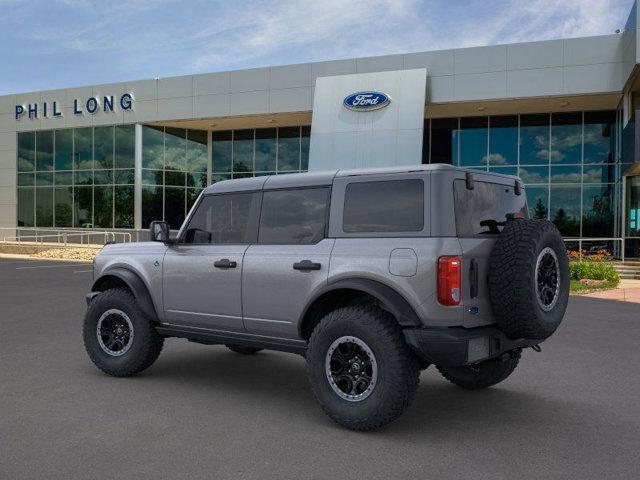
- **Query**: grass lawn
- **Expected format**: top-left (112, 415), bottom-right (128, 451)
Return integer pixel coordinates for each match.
top-left (570, 279), bottom-right (619, 294)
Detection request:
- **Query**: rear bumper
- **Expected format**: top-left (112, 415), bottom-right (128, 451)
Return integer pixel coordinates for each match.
top-left (403, 325), bottom-right (540, 367)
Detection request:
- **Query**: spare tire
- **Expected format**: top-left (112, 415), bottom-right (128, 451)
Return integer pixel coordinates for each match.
top-left (488, 219), bottom-right (569, 340)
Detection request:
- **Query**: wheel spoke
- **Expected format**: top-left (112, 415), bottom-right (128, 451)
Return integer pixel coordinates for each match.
top-left (97, 309), bottom-right (134, 356)
top-left (326, 337), bottom-right (378, 401)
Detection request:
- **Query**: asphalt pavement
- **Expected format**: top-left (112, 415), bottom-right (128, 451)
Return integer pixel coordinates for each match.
top-left (1, 257), bottom-right (639, 479)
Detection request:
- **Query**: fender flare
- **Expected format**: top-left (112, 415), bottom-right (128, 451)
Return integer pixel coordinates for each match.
top-left (91, 267), bottom-right (159, 321)
top-left (299, 278), bottom-right (422, 333)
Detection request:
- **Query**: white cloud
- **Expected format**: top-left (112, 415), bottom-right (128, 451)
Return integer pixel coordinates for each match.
top-left (2, 0), bottom-right (634, 90)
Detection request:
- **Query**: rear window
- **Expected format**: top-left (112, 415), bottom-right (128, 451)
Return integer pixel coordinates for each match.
top-left (343, 179), bottom-right (424, 233)
top-left (454, 179), bottom-right (527, 236)
top-left (258, 188), bottom-right (329, 244)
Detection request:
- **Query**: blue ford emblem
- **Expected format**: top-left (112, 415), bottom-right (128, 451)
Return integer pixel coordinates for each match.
top-left (343, 91), bottom-right (390, 111)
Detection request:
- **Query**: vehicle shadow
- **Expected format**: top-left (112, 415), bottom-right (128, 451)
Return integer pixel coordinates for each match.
top-left (128, 342), bottom-right (591, 437)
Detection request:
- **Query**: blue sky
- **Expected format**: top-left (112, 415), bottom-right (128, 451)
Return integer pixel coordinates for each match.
top-left (0, 0), bottom-right (635, 95)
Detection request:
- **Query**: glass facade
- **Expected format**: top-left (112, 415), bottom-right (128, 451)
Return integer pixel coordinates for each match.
top-left (141, 126), bottom-right (208, 229)
top-left (17, 124), bottom-right (311, 231)
top-left (17, 126), bottom-right (135, 228)
top-left (424, 111), bottom-right (620, 240)
top-left (14, 112), bottom-right (624, 249)
top-left (211, 126), bottom-right (310, 181)
top-left (140, 125), bottom-right (310, 229)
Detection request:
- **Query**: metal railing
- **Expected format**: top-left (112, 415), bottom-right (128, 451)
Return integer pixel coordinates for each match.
top-left (563, 237), bottom-right (626, 261)
top-left (0, 228), bottom-right (132, 247)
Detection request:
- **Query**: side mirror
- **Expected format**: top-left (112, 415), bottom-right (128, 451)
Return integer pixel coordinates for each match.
top-left (150, 221), bottom-right (170, 243)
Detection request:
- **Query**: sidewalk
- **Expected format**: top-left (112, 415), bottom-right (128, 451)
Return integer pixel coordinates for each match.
top-left (575, 279), bottom-right (640, 303)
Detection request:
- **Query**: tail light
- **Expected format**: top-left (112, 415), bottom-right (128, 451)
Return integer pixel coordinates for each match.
top-left (437, 256), bottom-right (461, 306)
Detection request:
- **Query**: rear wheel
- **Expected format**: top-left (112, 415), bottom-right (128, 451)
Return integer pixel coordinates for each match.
top-left (83, 288), bottom-right (164, 377)
top-left (437, 349), bottom-right (521, 390)
top-left (226, 344), bottom-right (262, 355)
top-left (307, 305), bottom-right (420, 431)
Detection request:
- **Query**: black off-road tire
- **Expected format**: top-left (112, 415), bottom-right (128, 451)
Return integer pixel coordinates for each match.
top-left (307, 305), bottom-right (420, 431)
top-left (83, 288), bottom-right (164, 377)
top-left (226, 344), bottom-right (263, 355)
top-left (488, 219), bottom-right (569, 340)
top-left (437, 349), bottom-right (521, 390)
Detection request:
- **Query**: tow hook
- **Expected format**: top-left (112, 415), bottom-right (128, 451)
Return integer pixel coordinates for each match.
top-left (531, 344), bottom-right (542, 352)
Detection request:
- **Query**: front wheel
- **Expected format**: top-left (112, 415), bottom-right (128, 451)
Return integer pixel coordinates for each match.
top-left (83, 288), bottom-right (164, 377)
top-left (306, 305), bottom-right (420, 431)
top-left (436, 349), bottom-right (521, 390)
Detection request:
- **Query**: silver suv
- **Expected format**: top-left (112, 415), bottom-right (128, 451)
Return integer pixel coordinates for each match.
top-left (83, 165), bottom-right (569, 430)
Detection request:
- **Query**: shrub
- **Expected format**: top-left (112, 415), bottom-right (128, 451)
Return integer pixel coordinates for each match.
top-left (567, 249), bottom-right (612, 262)
top-left (569, 261), bottom-right (620, 285)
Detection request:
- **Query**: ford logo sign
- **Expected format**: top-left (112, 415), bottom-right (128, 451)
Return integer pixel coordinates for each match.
top-left (343, 91), bottom-right (390, 111)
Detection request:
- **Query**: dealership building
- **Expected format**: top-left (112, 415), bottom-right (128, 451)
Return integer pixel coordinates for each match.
top-left (2, 4), bottom-right (640, 257)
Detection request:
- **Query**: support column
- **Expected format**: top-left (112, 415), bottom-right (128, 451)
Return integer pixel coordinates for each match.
top-left (134, 124), bottom-right (143, 231)
top-left (207, 130), bottom-right (212, 186)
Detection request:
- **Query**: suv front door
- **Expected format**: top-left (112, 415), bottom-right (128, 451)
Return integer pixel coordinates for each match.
top-left (162, 192), bottom-right (260, 332)
top-left (242, 187), bottom-right (334, 339)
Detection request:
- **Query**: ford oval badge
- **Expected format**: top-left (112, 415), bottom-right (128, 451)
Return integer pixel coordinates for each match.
top-left (343, 91), bottom-right (390, 111)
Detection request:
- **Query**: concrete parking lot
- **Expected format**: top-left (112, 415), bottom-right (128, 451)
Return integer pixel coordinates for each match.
top-left (1, 257), bottom-right (639, 480)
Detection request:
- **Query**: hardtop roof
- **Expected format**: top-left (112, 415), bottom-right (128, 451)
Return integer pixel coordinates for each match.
top-left (203, 164), bottom-right (519, 194)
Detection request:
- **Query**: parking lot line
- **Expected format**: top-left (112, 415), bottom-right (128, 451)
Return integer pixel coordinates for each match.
top-left (15, 263), bottom-right (88, 270)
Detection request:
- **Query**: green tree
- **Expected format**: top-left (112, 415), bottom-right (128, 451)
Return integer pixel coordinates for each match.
top-left (532, 198), bottom-right (548, 220)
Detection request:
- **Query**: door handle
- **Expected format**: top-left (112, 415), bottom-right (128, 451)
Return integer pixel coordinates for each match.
top-left (214, 258), bottom-right (237, 269)
top-left (293, 260), bottom-right (321, 271)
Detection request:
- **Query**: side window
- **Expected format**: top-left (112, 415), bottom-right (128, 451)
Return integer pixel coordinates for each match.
top-left (183, 193), bottom-right (259, 244)
top-left (258, 188), bottom-right (329, 244)
top-left (343, 179), bottom-right (424, 233)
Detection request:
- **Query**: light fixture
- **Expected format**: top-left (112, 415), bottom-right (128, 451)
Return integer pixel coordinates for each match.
top-left (209, 123), bottom-right (217, 127)
top-left (477, 106), bottom-right (486, 112)
top-left (559, 101), bottom-right (570, 107)
top-left (267, 118), bottom-right (276, 123)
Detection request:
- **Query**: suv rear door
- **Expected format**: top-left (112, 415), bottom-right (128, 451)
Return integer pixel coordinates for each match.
top-left (453, 177), bottom-right (528, 328)
top-left (242, 187), bottom-right (334, 339)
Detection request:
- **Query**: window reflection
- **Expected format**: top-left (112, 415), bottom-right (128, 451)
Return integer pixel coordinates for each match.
top-left (17, 125), bottom-right (135, 228)
top-left (94, 127), bottom-right (113, 170)
top-left (18, 132), bottom-right (35, 172)
top-left (55, 130), bottom-right (73, 171)
top-left (582, 184), bottom-right (614, 237)
top-left (36, 131), bottom-right (54, 172)
top-left (550, 165), bottom-right (581, 183)
top-left (212, 131), bottom-right (232, 173)
top-left (584, 111), bottom-right (615, 164)
top-left (35, 187), bottom-right (53, 227)
top-left (519, 114), bottom-right (549, 165)
top-left (427, 110), bottom-right (620, 241)
top-left (526, 186), bottom-right (549, 220)
top-left (551, 113), bottom-right (582, 164)
top-left (550, 185), bottom-right (581, 237)
top-left (233, 129), bottom-right (254, 174)
top-left (488, 116), bottom-right (517, 166)
top-left (17, 188), bottom-right (34, 226)
top-left (278, 127), bottom-right (301, 171)
top-left (74, 128), bottom-right (93, 170)
top-left (518, 166), bottom-right (549, 184)
top-left (255, 128), bottom-right (276, 172)
top-left (142, 126), bottom-right (209, 228)
top-left (456, 117), bottom-right (487, 167)
top-left (165, 128), bottom-right (186, 172)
